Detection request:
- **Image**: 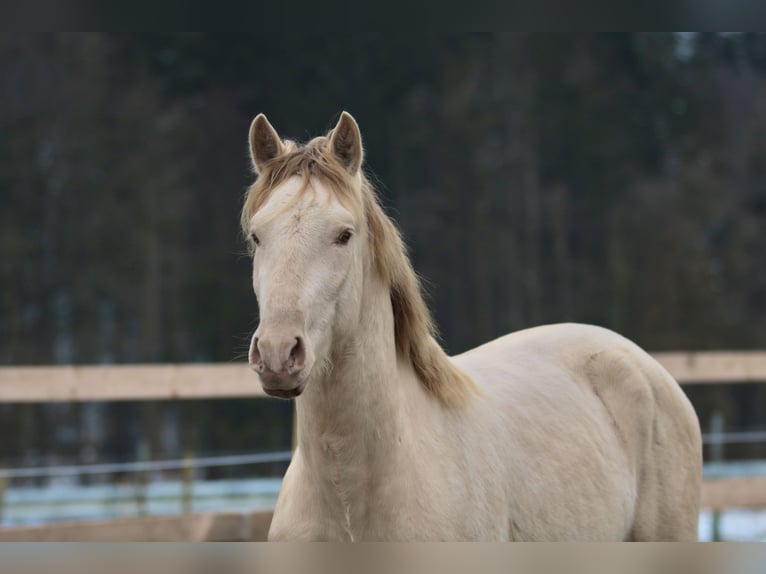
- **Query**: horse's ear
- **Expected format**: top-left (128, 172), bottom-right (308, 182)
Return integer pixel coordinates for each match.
top-left (329, 111), bottom-right (363, 174)
top-left (249, 114), bottom-right (284, 173)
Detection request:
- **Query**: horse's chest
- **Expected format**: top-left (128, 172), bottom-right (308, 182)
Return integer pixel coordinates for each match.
top-left (283, 435), bottom-right (499, 540)
top-left (314, 436), bottom-right (441, 540)
top-left (313, 435), bottom-right (368, 540)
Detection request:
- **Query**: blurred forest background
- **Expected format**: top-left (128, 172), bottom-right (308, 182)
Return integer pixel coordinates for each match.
top-left (1, 33), bottom-right (765, 471)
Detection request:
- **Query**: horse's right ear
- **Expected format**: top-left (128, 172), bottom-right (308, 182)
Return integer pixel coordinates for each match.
top-left (249, 114), bottom-right (284, 173)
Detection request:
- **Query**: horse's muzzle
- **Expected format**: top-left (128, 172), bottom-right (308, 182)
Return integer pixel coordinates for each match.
top-left (249, 328), bottom-right (312, 399)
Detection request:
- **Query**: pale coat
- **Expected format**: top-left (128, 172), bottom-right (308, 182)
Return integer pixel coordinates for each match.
top-left (242, 112), bottom-right (702, 541)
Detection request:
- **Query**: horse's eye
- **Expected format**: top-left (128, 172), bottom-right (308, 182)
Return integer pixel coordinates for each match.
top-left (251, 233), bottom-right (260, 247)
top-left (336, 229), bottom-right (353, 246)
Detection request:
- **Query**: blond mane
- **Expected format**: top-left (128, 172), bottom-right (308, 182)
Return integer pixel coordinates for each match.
top-left (241, 134), bottom-right (477, 408)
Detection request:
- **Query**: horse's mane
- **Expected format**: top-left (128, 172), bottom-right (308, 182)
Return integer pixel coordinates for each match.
top-left (241, 135), bottom-right (478, 408)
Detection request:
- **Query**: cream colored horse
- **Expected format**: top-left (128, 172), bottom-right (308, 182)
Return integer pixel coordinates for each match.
top-left (242, 112), bottom-right (702, 541)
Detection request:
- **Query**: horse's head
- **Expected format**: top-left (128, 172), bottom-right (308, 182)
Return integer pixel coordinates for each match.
top-left (242, 112), bottom-right (476, 406)
top-left (242, 112), bottom-right (367, 398)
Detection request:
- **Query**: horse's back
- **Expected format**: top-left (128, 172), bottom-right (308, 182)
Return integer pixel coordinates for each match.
top-left (453, 323), bottom-right (702, 541)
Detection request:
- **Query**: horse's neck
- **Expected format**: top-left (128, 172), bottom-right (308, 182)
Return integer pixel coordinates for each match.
top-left (295, 274), bottom-right (425, 478)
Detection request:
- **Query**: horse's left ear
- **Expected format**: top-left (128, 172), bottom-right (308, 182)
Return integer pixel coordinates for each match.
top-left (330, 111), bottom-right (363, 174)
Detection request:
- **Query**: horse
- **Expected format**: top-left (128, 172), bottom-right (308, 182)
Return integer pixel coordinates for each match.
top-left (241, 111), bottom-right (702, 541)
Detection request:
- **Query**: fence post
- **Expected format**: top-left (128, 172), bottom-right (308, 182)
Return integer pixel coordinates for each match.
top-left (710, 411), bottom-right (725, 541)
top-left (0, 474), bottom-right (7, 524)
top-left (135, 440), bottom-right (149, 516)
top-left (291, 403), bottom-right (298, 452)
top-left (182, 449), bottom-right (194, 514)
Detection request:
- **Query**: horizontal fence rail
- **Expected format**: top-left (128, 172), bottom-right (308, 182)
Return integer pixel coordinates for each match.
top-left (0, 451), bottom-right (293, 480)
top-left (701, 430), bottom-right (766, 445)
top-left (0, 363), bottom-right (265, 402)
top-left (0, 510), bottom-right (274, 542)
top-left (651, 351), bottom-right (766, 384)
top-left (0, 434), bottom-right (757, 482)
top-left (0, 351), bottom-right (765, 403)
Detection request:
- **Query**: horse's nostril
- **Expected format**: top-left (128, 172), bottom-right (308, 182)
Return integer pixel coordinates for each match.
top-left (289, 337), bottom-right (306, 372)
top-left (249, 337), bottom-right (264, 371)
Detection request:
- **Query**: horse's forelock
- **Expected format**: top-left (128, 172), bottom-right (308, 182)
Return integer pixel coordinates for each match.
top-left (241, 136), bottom-right (363, 233)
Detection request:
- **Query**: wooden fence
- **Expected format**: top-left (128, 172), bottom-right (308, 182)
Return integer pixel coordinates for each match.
top-left (0, 351), bottom-right (764, 541)
top-left (0, 510), bottom-right (274, 541)
top-left (1, 351), bottom-right (765, 403)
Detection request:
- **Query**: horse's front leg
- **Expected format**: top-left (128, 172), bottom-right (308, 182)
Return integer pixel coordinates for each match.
top-left (267, 456), bottom-right (349, 541)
